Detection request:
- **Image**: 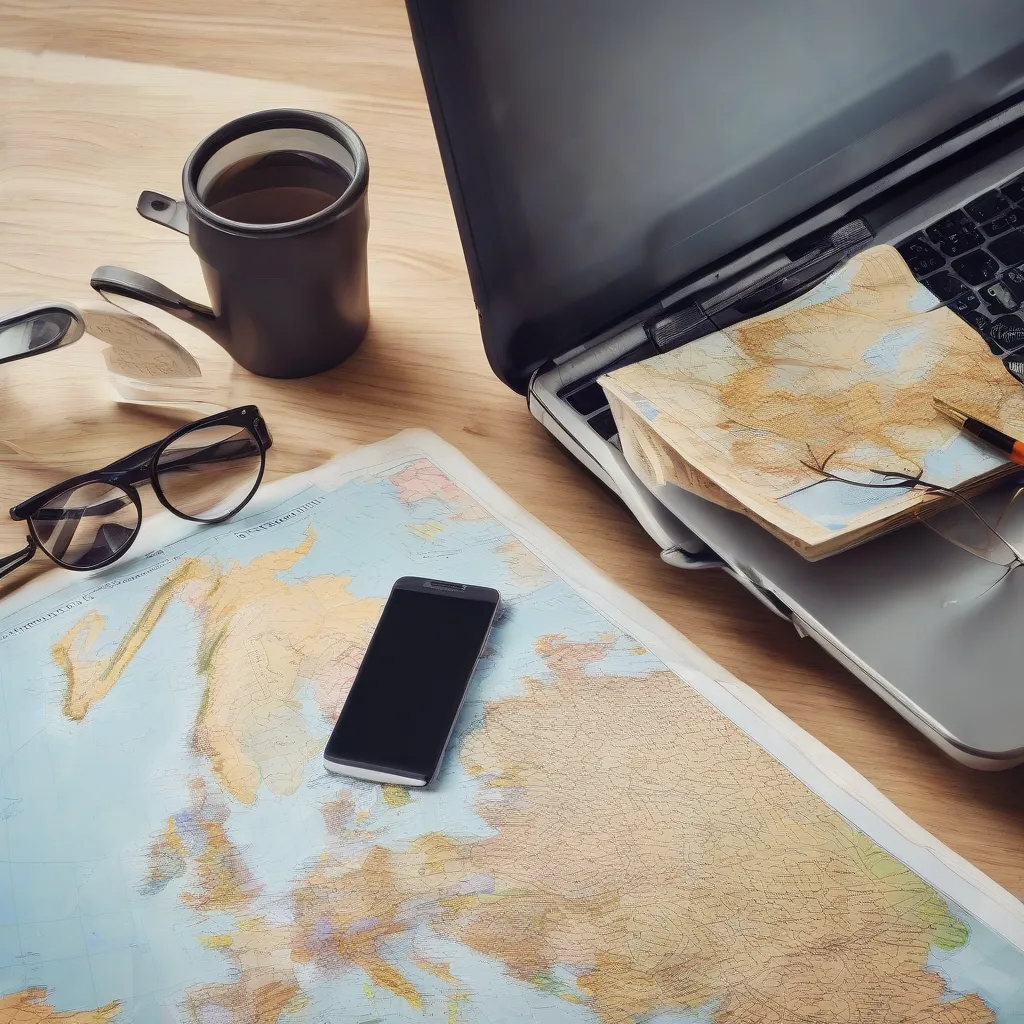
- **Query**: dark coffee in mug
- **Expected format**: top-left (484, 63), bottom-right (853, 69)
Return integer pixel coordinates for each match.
top-left (203, 150), bottom-right (352, 225)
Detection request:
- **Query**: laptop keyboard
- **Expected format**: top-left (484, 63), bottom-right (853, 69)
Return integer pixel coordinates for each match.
top-left (897, 170), bottom-right (1024, 365)
top-left (561, 168), bottom-right (1024, 443)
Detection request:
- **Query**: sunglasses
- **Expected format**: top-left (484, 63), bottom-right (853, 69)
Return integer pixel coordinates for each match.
top-left (0, 406), bottom-right (272, 582)
top-left (0, 303), bottom-right (85, 366)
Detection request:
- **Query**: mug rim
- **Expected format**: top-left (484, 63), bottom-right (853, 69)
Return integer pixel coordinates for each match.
top-left (181, 108), bottom-right (369, 237)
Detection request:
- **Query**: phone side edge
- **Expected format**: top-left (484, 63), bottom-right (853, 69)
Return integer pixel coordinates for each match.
top-left (322, 757), bottom-right (428, 787)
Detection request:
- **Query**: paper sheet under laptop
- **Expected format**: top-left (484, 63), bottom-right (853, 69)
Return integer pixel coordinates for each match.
top-left (602, 245), bottom-right (1024, 559)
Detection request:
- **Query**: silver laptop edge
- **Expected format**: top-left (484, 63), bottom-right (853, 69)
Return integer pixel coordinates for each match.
top-left (531, 114), bottom-right (1024, 770)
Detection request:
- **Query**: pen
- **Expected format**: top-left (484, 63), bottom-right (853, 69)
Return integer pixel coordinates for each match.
top-left (933, 397), bottom-right (1024, 466)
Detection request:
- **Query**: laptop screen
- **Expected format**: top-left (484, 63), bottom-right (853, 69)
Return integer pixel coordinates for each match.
top-left (410, 1), bottom-right (1024, 389)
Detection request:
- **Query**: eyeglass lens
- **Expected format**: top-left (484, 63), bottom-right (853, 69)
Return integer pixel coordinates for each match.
top-left (919, 485), bottom-right (1024, 567)
top-left (155, 423), bottom-right (263, 522)
top-left (30, 482), bottom-right (140, 569)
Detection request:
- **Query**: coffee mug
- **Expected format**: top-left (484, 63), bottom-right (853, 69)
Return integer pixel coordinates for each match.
top-left (92, 109), bottom-right (370, 379)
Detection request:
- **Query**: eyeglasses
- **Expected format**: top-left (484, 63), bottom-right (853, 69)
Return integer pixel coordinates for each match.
top-left (0, 303), bottom-right (85, 365)
top-left (0, 406), bottom-right (272, 582)
top-left (806, 454), bottom-right (1024, 585)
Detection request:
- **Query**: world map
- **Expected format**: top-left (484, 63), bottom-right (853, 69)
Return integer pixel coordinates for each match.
top-left (0, 431), bottom-right (1022, 1023)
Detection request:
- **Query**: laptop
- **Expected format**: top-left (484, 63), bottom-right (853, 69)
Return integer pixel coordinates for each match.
top-left (405, 0), bottom-right (1024, 769)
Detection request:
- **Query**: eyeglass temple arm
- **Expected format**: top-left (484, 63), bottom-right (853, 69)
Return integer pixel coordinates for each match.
top-left (30, 497), bottom-right (134, 523)
top-left (100, 438), bottom-right (163, 477)
top-left (97, 434), bottom-right (257, 490)
top-left (0, 537), bottom-right (36, 581)
top-left (156, 436), bottom-right (260, 471)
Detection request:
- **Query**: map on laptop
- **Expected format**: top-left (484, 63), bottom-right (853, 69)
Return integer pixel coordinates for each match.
top-left (0, 430), bottom-right (1022, 1023)
top-left (601, 245), bottom-right (1024, 558)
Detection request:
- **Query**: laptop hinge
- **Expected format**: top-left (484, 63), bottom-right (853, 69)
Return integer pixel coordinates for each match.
top-left (643, 217), bottom-right (873, 352)
top-left (646, 304), bottom-right (715, 351)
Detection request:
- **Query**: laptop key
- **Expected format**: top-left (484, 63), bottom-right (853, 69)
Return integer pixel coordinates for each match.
top-left (565, 381), bottom-right (609, 416)
top-left (950, 249), bottom-right (998, 286)
top-left (992, 315), bottom-right (1024, 352)
top-left (895, 235), bottom-right (945, 276)
top-left (965, 190), bottom-right (1011, 224)
top-left (983, 209), bottom-right (1024, 237)
top-left (949, 291), bottom-right (980, 314)
top-left (589, 408), bottom-right (618, 440)
top-left (926, 212), bottom-right (984, 257)
top-left (981, 280), bottom-right (1020, 314)
top-left (989, 229), bottom-right (1024, 267)
top-left (921, 271), bottom-right (964, 301)
top-left (1001, 174), bottom-right (1024, 205)
top-left (1004, 358), bottom-right (1024, 385)
top-left (1003, 267), bottom-right (1024, 303)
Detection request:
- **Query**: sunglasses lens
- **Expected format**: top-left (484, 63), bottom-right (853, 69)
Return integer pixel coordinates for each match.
top-left (30, 482), bottom-right (139, 569)
top-left (155, 423), bottom-right (263, 522)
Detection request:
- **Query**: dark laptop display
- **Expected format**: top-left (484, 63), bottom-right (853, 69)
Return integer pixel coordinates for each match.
top-left (407, 0), bottom-right (1024, 390)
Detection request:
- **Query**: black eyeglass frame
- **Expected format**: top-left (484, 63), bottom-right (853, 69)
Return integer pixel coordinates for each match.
top-left (2, 405), bottom-right (272, 579)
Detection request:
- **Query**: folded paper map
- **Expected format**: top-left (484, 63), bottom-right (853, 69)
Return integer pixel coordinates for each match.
top-left (602, 244), bottom-right (1024, 558)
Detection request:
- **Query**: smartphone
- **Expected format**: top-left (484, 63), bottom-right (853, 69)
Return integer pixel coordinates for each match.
top-left (323, 576), bottom-right (501, 787)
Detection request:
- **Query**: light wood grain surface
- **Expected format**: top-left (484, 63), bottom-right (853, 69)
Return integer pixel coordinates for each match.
top-left (2, 0), bottom-right (1022, 897)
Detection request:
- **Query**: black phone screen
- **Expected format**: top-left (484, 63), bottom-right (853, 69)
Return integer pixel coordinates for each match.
top-left (324, 580), bottom-right (499, 784)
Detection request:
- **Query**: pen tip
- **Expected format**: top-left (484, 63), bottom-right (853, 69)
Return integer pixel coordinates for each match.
top-left (933, 397), bottom-right (968, 426)
top-left (933, 396), bottom-right (963, 415)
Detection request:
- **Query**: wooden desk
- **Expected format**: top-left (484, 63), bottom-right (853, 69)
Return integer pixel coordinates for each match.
top-left (2, 0), bottom-right (1022, 897)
